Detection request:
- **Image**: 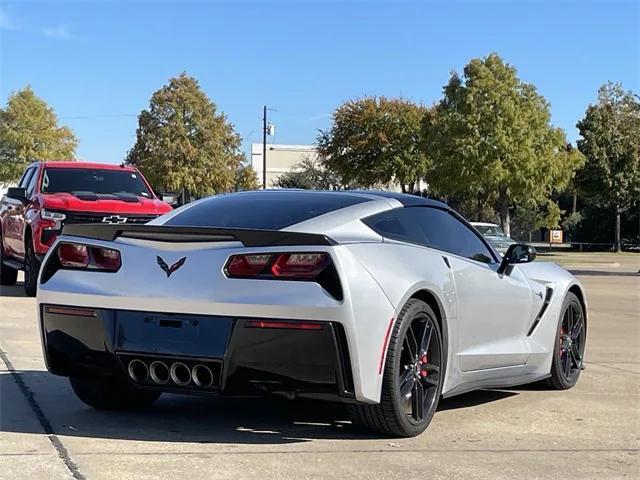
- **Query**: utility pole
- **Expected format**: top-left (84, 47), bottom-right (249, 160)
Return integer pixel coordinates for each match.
top-left (262, 105), bottom-right (267, 189)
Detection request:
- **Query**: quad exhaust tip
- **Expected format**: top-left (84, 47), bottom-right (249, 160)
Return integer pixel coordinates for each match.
top-left (191, 364), bottom-right (214, 388)
top-left (149, 360), bottom-right (170, 385)
top-left (127, 359), bottom-right (149, 383)
top-left (126, 358), bottom-right (216, 389)
top-left (170, 362), bottom-right (192, 386)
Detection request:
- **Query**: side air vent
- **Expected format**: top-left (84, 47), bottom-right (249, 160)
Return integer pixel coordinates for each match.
top-left (332, 323), bottom-right (355, 397)
top-left (527, 286), bottom-right (554, 336)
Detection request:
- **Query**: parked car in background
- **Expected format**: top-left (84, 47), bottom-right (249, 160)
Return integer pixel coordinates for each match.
top-left (0, 161), bottom-right (172, 295)
top-left (471, 222), bottom-right (517, 255)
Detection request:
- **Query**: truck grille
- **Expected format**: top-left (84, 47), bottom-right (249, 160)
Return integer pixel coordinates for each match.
top-left (64, 212), bottom-right (159, 225)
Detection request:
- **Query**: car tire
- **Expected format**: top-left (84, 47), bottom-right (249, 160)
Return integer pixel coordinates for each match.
top-left (70, 376), bottom-right (161, 410)
top-left (546, 292), bottom-right (586, 390)
top-left (0, 236), bottom-right (18, 286)
top-left (348, 299), bottom-right (445, 437)
top-left (23, 240), bottom-right (40, 297)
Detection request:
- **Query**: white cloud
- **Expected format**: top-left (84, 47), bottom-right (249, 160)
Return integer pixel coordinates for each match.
top-left (0, 9), bottom-right (18, 30)
top-left (42, 25), bottom-right (73, 39)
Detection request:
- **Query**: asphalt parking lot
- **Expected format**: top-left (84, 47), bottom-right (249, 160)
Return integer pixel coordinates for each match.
top-left (1, 253), bottom-right (638, 479)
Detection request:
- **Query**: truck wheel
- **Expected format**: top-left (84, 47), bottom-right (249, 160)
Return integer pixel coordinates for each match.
top-left (23, 241), bottom-right (40, 297)
top-left (70, 376), bottom-right (161, 410)
top-left (0, 236), bottom-right (18, 286)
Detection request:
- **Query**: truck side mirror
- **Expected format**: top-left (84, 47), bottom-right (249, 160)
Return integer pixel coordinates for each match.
top-left (6, 187), bottom-right (28, 203)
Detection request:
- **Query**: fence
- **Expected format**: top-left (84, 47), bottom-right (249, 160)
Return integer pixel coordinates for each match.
top-left (529, 241), bottom-right (640, 252)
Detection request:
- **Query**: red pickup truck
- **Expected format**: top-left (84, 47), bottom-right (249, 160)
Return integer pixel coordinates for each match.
top-left (0, 161), bottom-right (172, 296)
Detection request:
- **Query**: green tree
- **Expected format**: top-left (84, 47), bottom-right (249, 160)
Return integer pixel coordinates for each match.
top-left (273, 156), bottom-right (353, 190)
top-left (423, 54), bottom-right (583, 235)
top-left (576, 82), bottom-right (640, 251)
top-left (126, 74), bottom-right (244, 196)
top-left (0, 86), bottom-right (77, 183)
top-left (235, 165), bottom-right (260, 191)
top-left (317, 97), bottom-right (430, 193)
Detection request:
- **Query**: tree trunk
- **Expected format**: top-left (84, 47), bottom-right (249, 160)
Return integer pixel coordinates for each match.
top-left (615, 205), bottom-right (622, 252)
top-left (572, 191), bottom-right (577, 215)
top-left (181, 187), bottom-right (191, 206)
top-left (497, 190), bottom-right (510, 237)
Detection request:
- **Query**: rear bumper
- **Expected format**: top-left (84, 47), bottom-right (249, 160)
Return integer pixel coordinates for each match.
top-left (39, 304), bottom-right (355, 401)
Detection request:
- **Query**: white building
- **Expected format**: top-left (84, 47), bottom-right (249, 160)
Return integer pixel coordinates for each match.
top-left (250, 143), bottom-right (424, 192)
top-left (250, 144), bottom-right (319, 188)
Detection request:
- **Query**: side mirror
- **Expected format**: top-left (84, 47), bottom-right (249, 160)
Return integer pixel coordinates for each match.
top-left (497, 243), bottom-right (537, 275)
top-left (6, 187), bottom-right (28, 203)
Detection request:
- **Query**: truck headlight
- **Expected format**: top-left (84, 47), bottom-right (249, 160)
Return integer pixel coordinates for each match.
top-left (41, 210), bottom-right (66, 221)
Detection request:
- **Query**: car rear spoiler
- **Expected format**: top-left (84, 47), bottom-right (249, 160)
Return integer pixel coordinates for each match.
top-left (60, 224), bottom-right (337, 247)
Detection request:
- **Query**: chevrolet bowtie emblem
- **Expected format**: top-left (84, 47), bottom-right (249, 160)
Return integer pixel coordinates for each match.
top-left (156, 256), bottom-right (187, 278)
top-left (102, 215), bottom-right (128, 224)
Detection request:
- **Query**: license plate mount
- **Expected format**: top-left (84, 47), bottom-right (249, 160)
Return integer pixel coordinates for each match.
top-left (114, 311), bottom-right (232, 357)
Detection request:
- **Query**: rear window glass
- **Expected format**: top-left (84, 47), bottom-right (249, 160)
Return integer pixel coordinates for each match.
top-left (165, 192), bottom-right (370, 230)
top-left (364, 206), bottom-right (496, 264)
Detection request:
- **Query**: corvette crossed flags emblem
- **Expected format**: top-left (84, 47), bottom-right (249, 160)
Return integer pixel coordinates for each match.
top-left (156, 256), bottom-right (187, 278)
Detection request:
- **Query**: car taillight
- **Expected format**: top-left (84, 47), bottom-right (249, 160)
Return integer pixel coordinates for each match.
top-left (91, 246), bottom-right (122, 271)
top-left (41, 242), bottom-right (122, 284)
top-left (225, 252), bottom-right (329, 279)
top-left (271, 253), bottom-right (328, 278)
top-left (226, 254), bottom-right (272, 276)
top-left (224, 251), bottom-right (342, 300)
top-left (56, 242), bottom-right (121, 271)
top-left (58, 243), bottom-right (90, 268)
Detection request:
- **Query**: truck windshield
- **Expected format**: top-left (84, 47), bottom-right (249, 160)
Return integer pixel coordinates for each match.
top-left (41, 168), bottom-right (152, 197)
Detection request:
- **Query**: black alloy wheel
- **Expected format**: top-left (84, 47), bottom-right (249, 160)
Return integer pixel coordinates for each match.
top-left (348, 299), bottom-right (445, 437)
top-left (398, 313), bottom-right (442, 425)
top-left (547, 292), bottom-right (586, 390)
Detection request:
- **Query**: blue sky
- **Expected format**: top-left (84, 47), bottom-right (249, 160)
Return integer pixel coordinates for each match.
top-left (1, 0), bottom-right (638, 164)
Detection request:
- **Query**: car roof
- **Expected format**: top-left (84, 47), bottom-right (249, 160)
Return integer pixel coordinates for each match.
top-left (345, 190), bottom-right (450, 208)
top-left (35, 161), bottom-right (137, 171)
top-left (159, 189), bottom-right (457, 243)
top-left (470, 222), bottom-right (499, 227)
top-left (230, 189), bottom-right (450, 209)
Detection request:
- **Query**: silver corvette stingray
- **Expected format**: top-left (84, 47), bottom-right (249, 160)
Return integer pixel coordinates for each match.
top-left (37, 190), bottom-right (587, 437)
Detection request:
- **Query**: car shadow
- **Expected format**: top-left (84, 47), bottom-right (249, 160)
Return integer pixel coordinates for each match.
top-left (1, 370), bottom-right (519, 444)
top-left (0, 281), bottom-right (27, 297)
top-left (438, 389), bottom-right (517, 411)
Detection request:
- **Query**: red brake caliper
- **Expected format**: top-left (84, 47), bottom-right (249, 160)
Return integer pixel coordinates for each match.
top-left (420, 354), bottom-right (428, 377)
